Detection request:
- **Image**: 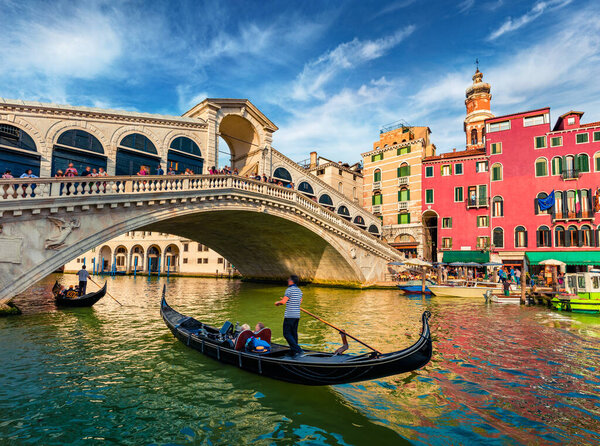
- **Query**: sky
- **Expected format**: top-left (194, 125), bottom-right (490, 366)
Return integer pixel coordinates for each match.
top-left (1, 0), bottom-right (599, 163)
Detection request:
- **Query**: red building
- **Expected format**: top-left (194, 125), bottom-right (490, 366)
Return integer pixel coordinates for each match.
top-left (422, 70), bottom-right (600, 268)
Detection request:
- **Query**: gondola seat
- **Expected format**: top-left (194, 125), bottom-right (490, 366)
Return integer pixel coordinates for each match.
top-left (234, 330), bottom-right (253, 351)
top-left (254, 328), bottom-right (271, 344)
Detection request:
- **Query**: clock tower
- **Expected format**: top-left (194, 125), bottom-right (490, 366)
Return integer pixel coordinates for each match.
top-left (464, 68), bottom-right (493, 150)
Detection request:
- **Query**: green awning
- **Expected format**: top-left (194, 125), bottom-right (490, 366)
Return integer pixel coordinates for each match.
top-left (526, 251), bottom-right (600, 266)
top-left (442, 251), bottom-right (490, 263)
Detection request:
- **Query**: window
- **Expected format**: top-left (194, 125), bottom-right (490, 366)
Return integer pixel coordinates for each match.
top-left (373, 169), bottom-right (382, 182)
top-left (218, 258), bottom-right (224, 264)
top-left (566, 190), bottom-right (576, 215)
top-left (537, 226), bottom-right (551, 247)
top-left (454, 187), bottom-right (463, 202)
top-left (578, 153), bottom-right (590, 173)
top-left (594, 131), bottom-right (600, 142)
top-left (338, 182), bottom-right (343, 193)
top-left (425, 189), bottom-right (434, 204)
top-left (183, 258), bottom-right (188, 264)
top-left (477, 216), bottom-right (489, 228)
top-left (441, 165), bottom-right (451, 176)
top-left (595, 152), bottom-right (600, 172)
top-left (492, 196), bottom-right (504, 217)
top-left (442, 237), bottom-right (452, 249)
top-left (197, 243), bottom-right (203, 251)
top-left (488, 120), bottom-right (510, 132)
top-left (515, 226), bottom-right (527, 248)
top-left (425, 166), bottom-right (434, 177)
top-left (183, 243), bottom-right (189, 252)
top-left (551, 156), bottom-right (563, 175)
top-left (555, 226), bottom-right (565, 247)
top-left (120, 133), bottom-right (157, 154)
top-left (567, 117), bottom-right (575, 125)
top-left (535, 192), bottom-right (549, 215)
top-left (491, 163), bottom-right (503, 181)
top-left (535, 158), bottom-right (548, 177)
top-left (372, 193), bottom-right (383, 205)
top-left (353, 187), bottom-right (357, 200)
top-left (476, 161), bottom-right (488, 172)
top-left (471, 128), bottom-right (478, 145)
top-left (493, 228), bottom-right (504, 248)
top-left (397, 146), bottom-right (411, 155)
top-left (550, 136), bottom-right (563, 147)
top-left (524, 115), bottom-right (546, 127)
top-left (576, 133), bottom-right (589, 144)
top-left (398, 189), bottom-right (410, 202)
top-left (398, 163), bottom-right (410, 177)
top-left (467, 184), bottom-right (487, 206)
top-left (566, 225), bottom-right (578, 246)
top-left (535, 136), bottom-right (546, 149)
top-left (371, 153), bottom-right (383, 162)
top-left (455, 163), bottom-right (463, 175)
top-left (197, 258), bottom-right (202, 264)
top-left (490, 142), bottom-right (502, 154)
top-left (398, 213), bottom-right (411, 224)
top-left (477, 236), bottom-right (490, 248)
top-left (581, 225), bottom-right (593, 247)
top-left (442, 217), bottom-right (452, 228)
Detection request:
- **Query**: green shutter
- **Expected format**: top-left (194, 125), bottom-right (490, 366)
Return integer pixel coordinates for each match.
top-left (374, 170), bottom-right (381, 181)
top-left (596, 156), bottom-right (600, 172)
top-left (397, 167), bottom-right (401, 177)
top-left (398, 213), bottom-right (411, 224)
top-left (426, 189), bottom-right (433, 203)
top-left (580, 154), bottom-right (589, 172)
top-left (536, 161), bottom-right (545, 176)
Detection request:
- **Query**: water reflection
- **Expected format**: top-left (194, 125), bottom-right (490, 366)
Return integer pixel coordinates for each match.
top-left (1, 275), bottom-right (599, 445)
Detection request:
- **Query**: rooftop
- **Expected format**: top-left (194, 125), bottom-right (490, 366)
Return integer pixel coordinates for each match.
top-left (424, 148), bottom-right (486, 162)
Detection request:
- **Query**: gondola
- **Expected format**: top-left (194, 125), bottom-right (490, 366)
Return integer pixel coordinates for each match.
top-left (160, 290), bottom-right (433, 386)
top-left (52, 281), bottom-right (107, 307)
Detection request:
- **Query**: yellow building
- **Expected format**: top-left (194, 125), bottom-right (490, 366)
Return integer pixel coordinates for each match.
top-left (304, 151), bottom-right (362, 203)
top-left (362, 122), bottom-right (435, 257)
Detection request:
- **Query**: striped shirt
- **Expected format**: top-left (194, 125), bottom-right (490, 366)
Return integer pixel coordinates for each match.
top-left (284, 285), bottom-right (302, 319)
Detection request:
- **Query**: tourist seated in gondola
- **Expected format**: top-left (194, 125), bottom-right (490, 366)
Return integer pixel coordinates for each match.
top-left (233, 322), bottom-right (271, 352)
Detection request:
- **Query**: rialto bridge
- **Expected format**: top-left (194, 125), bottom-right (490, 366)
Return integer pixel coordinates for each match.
top-left (0, 98), bottom-right (401, 301)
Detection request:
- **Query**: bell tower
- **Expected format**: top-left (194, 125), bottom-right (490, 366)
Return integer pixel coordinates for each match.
top-left (464, 65), bottom-right (493, 150)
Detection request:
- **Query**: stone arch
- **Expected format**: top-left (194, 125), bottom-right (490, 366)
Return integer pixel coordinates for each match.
top-left (162, 130), bottom-right (204, 155)
top-left (0, 116), bottom-right (49, 159)
top-left (114, 245), bottom-right (128, 272)
top-left (164, 243), bottom-right (180, 273)
top-left (110, 126), bottom-right (163, 159)
top-left (46, 121), bottom-right (110, 156)
top-left (217, 113), bottom-right (262, 172)
top-left (98, 245), bottom-right (112, 272)
top-left (130, 244), bottom-right (144, 272)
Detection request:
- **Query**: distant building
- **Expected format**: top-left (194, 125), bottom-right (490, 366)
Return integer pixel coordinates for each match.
top-left (362, 123), bottom-right (435, 257)
top-left (303, 150), bottom-right (363, 202)
top-left (64, 231), bottom-right (235, 276)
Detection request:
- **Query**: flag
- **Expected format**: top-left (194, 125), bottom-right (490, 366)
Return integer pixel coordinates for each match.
top-left (575, 190), bottom-right (581, 213)
top-left (538, 190), bottom-right (555, 211)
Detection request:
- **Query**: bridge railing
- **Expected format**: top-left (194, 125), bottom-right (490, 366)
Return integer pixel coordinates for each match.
top-left (0, 175), bottom-right (400, 259)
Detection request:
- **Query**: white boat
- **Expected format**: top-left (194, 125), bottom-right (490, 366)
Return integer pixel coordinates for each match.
top-left (429, 282), bottom-right (499, 298)
top-left (490, 294), bottom-right (521, 304)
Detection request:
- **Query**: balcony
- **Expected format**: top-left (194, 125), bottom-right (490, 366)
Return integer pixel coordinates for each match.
top-left (372, 181), bottom-right (381, 190)
top-left (561, 169), bottom-right (580, 180)
top-left (398, 201), bottom-right (409, 211)
top-left (398, 177), bottom-right (409, 186)
top-left (372, 204), bottom-right (382, 214)
top-left (466, 196), bottom-right (490, 209)
top-left (552, 210), bottom-right (595, 222)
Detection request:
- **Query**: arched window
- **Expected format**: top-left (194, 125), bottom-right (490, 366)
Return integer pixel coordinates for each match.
top-left (353, 216), bottom-right (366, 228)
top-left (353, 187), bottom-right (357, 200)
top-left (580, 225), bottom-right (593, 247)
top-left (555, 226), bottom-right (566, 247)
top-left (491, 163), bottom-right (503, 181)
top-left (555, 191), bottom-right (563, 217)
top-left (515, 226), bottom-right (527, 248)
top-left (566, 190), bottom-right (577, 216)
top-left (578, 153), bottom-right (590, 173)
top-left (53, 129), bottom-right (106, 175)
top-left (297, 181), bottom-right (315, 196)
top-left (337, 205), bottom-right (351, 220)
top-left (373, 168), bottom-right (382, 182)
top-left (398, 162), bottom-right (410, 177)
top-left (57, 129), bottom-right (104, 153)
top-left (273, 167), bottom-right (292, 185)
top-left (471, 128), bottom-right (478, 145)
top-left (493, 227), bottom-right (504, 248)
top-left (537, 225), bottom-right (551, 247)
top-left (535, 192), bottom-right (549, 215)
top-left (116, 133), bottom-right (160, 176)
top-left (120, 133), bottom-right (157, 154)
top-left (594, 152), bottom-right (600, 172)
top-left (170, 137), bottom-right (202, 156)
top-left (318, 194), bottom-right (334, 209)
top-left (492, 196), bottom-right (503, 217)
top-left (168, 136), bottom-right (203, 174)
top-left (535, 158), bottom-right (548, 177)
top-left (368, 224), bottom-right (380, 236)
top-left (0, 124), bottom-right (40, 177)
top-left (338, 182), bottom-right (343, 193)
top-left (581, 190), bottom-right (591, 217)
top-left (564, 155), bottom-right (575, 177)
top-left (372, 191), bottom-right (382, 206)
top-left (551, 156), bottom-right (563, 175)
top-left (566, 225), bottom-right (578, 247)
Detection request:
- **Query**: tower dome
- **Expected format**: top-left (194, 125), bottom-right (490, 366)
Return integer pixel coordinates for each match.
top-left (464, 69), bottom-right (493, 150)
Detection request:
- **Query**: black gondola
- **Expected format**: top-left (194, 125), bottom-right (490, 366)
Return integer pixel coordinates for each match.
top-left (52, 281), bottom-right (107, 307)
top-left (160, 291), bottom-right (433, 386)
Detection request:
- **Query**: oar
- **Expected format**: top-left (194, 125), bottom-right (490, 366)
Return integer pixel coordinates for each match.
top-left (89, 277), bottom-right (123, 306)
top-left (300, 307), bottom-right (382, 355)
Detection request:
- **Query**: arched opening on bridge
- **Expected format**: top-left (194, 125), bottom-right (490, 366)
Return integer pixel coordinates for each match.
top-left (147, 245), bottom-right (161, 272)
top-left (130, 245), bottom-right (144, 273)
top-left (218, 115), bottom-right (260, 174)
top-left (164, 244), bottom-right (180, 273)
top-left (115, 245), bottom-right (128, 272)
top-left (422, 210), bottom-right (438, 262)
top-left (0, 124), bottom-right (41, 177)
top-left (98, 245), bottom-right (112, 272)
top-left (115, 133), bottom-right (160, 176)
top-left (168, 137), bottom-right (204, 174)
top-left (318, 193), bottom-right (334, 211)
top-left (52, 129), bottom-right (107, 176)
top-left (368, 224), bottom-right (380, 237)
top-left (353, 215), bottom-right (366, 229)
top-left (337, 205), bottom-right (351, 221)
top-left (297, 181), bottom-right (315, 198)
top-left (273, 167), bottom-right (292, 186)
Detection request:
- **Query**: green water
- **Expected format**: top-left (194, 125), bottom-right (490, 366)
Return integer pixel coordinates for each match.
top-left (1, 275), bottom-right (600, 445)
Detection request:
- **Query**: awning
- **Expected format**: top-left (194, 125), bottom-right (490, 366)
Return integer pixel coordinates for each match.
top-left (526, 251), bottom-right (600, 266)
top-left (442, 251), bottom-right (490, 263)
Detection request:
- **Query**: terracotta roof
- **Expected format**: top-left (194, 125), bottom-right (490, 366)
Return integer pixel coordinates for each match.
top-left (558, 110), bottom-right (584, 119)
top-left (581, 121), bottom-right (600, 128)
top-left (485, 107), bottom-right (550, 123)
top-left (423, 148), bottom-right (485, 162)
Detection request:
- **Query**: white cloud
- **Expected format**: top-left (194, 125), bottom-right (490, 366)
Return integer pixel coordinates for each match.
top-left (176, 86), bottom-right (209, 112)
top-left (290, 27), bottom-right (416, 101)
top-left (458, 0), bottom-right (475, 13)
top-left (488, 0), bottom-right (573, 40)
top-left (371, 0), bottom-right (417, 19)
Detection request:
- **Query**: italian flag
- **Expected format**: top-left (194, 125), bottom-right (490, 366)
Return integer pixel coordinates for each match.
top-left (575, 190), bottom-right (581, 213)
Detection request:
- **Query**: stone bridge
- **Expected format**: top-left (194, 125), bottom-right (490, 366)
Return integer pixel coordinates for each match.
top-left (0, 175), bottom-right (402, 302)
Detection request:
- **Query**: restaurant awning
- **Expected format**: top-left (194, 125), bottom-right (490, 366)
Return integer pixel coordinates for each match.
top-left (441, 251), bottom-right (490, 264)
top-left (526, 251), bottom-right (600, 266)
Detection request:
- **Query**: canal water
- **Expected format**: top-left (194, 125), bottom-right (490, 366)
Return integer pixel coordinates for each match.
top-left (1, 275), bottom-right (599, 445)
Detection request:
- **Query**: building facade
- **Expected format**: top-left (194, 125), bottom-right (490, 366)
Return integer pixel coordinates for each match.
top-left (362, 124), bottom-right (436, 257)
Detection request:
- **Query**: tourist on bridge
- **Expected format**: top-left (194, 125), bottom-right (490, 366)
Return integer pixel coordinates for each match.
top-left (80, 166), bottom-right (92, 177)
top-left (2, 169), bottom-right (13, 179)
top-left (65, 163), bottom-right (78, 177)
top-left (19, 169), bottom-right (38, 178)
top-left (77, 264), bottom-right (90, 296)
top-left (275, 275), bottom-right (304, 357)
top-left (98, 167), bottom-right (108, 177)
top-left (156, 164), bottom-right (164, 175)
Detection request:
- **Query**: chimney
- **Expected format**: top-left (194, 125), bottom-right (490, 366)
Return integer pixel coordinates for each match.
top-left (310, 151), bottom-right (317, 168)
top-left (452, 148), bottom-right (456, 152)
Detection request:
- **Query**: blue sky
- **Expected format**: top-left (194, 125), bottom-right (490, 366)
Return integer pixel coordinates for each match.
top-left (1, 0), bottom-right (599, 162)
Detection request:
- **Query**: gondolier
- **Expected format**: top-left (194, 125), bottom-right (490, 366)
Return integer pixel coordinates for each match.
top-left (275, 275), bottom-right (303, 357)
top-left (77, 264), bottom-right (90, 296)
